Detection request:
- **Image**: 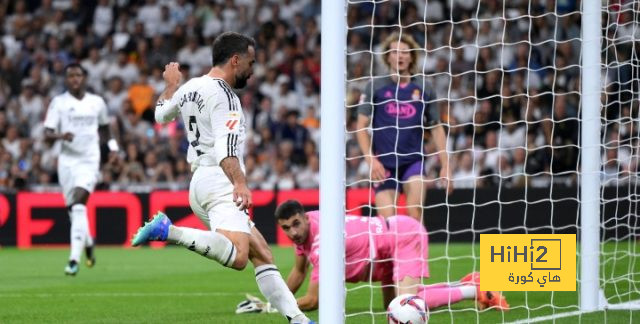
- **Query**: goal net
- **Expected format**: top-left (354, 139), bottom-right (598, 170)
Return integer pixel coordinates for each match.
top-left (338, 0), bottom-right (640, 322)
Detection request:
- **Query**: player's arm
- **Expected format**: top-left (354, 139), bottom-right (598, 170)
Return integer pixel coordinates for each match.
top-left (286, 254), bottom-right (309, 294)
top-left (154, 62), bottom-right (182, 124)
top-left (97, 98), bottom-right (119, 155)
top-left (296, 280), bottom-right (319, 311)
top-left (431, 123), bottom-right (448, 170)
top-left (431, 117), bottom-right (453, 192)
top-left (211, 89), bottom-right (252, 210)
top-left (355, 114), bottom-right (373, 159)
top-left (98, 124), bottom-right (120, 158)
top-left (219, 157), bottom-right (252, 210)
top-left (356, 84), bottom-right (386, 181)
top-left (44, 128), bottom-right (73, 144)
top-left (425, 83), bottom-right (453, 192)
top-left (43, 99), bottom-right (73, 144)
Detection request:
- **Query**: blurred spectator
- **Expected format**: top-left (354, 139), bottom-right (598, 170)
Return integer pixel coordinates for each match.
top-left (144, 151), bottom-right (174, 183)
top-left (93, 0), bottom-right (114, 39)
top-left (122, 106), bottom-right (153, 140)
top-left (138, 0), bottom-right (163, 38)
top-left (452, 151), bottom-right (477, 189)
top-left (299, 79), bottom-right (319, 115)
top-left (245, 154), bottom-right (267, 190)
top-left (104, 77), bottom-right (128, 117)
top-left (18, 80), bottom-right (45, 129)
top-left (274, 110), bottom-right (309, 165)
top-left (602, 147), bottom-right (622, 186)
top-left (480, 130), bottom-right (502, 175)
top-left (296, 154), bottom-right (319, 189)
top-left (0, 58), bottom-right (20, 96)
top-left (105, 50), bottom-right (140, 86)
top-left (271, 77), bottom-right (298, 113)
top-left (498, 112), bottom-right (526, 155)
top-left (510, 148), bottom-right (526, 187)
top-left (5, 0), bottom-right (31, 38)
top-left (64, 0), bottom-right (90, 33)
top-left (177, 36), bottom-right (211, 77)
top-left (3, 126), bottom-right (20, 159)
top-left (127, 71), bottom-right (154, 118)
top-left (301, 106), bottom-right (319, 130)
top-left (82, 47), bottom-right (109, 93)
top-left (549, 95), bottom-right (579, 174)
top-left (0, 111), bottom-right (8, 137)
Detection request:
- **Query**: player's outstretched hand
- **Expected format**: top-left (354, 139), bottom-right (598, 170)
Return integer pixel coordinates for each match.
top-left (162, 62), bottom-right (182, 86)
top-left (61, 132), bottom-right (74, 142)
top-left (233, 183), bottom-right (253, 211)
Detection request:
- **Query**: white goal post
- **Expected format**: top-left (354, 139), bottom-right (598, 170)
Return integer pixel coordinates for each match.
top-left (319, 0), bottom-right (346, 324)
top-left (579, 0), bottom-right (601, 313)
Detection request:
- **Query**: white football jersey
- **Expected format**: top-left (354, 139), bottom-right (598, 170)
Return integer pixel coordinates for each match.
top-left (43, 91), bottom-right (109, 165)
top-left (155, 76), bottom-right (245, 171)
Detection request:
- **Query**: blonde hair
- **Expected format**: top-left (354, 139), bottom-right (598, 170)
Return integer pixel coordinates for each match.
top-left (380, 32), bottom-right (420, 74)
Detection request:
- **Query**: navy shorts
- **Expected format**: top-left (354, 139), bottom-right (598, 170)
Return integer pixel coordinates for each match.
top-left (373, 160), bottom-right (424, 193)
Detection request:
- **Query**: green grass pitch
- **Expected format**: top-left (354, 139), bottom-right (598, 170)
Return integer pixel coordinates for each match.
top-left (0, 242), bottom-right (637, 323)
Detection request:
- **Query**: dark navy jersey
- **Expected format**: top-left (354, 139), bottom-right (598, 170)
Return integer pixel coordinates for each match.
top-left (358, 76), bottom-right (439, 168)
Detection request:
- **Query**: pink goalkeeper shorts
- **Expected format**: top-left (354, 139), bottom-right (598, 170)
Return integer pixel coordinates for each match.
top-left (384, 215), bottom-right (430, 282)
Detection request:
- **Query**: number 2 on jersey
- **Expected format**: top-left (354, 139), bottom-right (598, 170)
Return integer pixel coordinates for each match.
top-left (188, 116), bottom-right (204, 156)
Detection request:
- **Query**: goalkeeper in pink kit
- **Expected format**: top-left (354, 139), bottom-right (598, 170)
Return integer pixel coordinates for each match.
top-left (275, 200), bottom-right (509, 311)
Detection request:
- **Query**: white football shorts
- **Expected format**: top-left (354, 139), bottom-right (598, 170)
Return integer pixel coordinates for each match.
top-left (58, 160), bottom-right (100, 206)
top-left (189, 165), bottom-right (254, 234)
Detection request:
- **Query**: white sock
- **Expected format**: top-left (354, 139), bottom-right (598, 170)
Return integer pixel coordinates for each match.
top-left (167, 226), bottom-right (237, 267)
top-left (69, 204), bottom-right (88, 262)
top-left (255, 264), bottom-right (305, 321)
top-left (460, 285), bottom-right (476, 299)
top-left (85, 235), bottom-right (94, 247)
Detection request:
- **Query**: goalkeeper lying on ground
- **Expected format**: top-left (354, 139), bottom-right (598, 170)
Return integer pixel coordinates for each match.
top-left (237, 200), bottom-right (509, 313)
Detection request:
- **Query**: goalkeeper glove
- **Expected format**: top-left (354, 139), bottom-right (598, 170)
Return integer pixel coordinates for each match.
top-left (235, 294), bottom-right (279, 314)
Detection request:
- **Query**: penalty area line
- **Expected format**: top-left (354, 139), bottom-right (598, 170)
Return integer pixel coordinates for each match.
top-left (504, 310), bottom-right (584, 324)
top-left (505, 300), bottom-right (640, 323)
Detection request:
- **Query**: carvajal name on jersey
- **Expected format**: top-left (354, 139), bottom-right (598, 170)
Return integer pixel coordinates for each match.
top-left (179, 91), bottom-right (204, 113)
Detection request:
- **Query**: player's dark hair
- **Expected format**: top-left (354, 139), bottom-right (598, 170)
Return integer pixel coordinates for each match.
top-left (275, 200), bottom-right (305, 221)
top-left (64, 62), bottom-right (87, 76)
top-left (211, 32), bottom-right (256, 67)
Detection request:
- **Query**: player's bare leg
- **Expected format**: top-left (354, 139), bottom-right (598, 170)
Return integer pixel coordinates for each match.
top-left (65, 187), bottom-right (95, 275)
top-left (248, 226), bottom-right (272, 266)
top-left (248, 226), bottom-right (311, 323)
top-left (397, 276), bottom-right (421, 295)
top-left (375, 189), bottom-right (397, 218)
top-left (403, 175), bottom-right (427, 222)
top-left (382, 285), bottom-right (396, 308)
top-left (215, 229), bottom-right (250, 270)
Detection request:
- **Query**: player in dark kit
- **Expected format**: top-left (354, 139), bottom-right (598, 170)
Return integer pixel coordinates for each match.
top-left (356, 33), bottom-right (452, 221)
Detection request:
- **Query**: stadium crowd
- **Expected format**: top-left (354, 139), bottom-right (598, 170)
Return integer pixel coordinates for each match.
top-left (0, 0), bottom-right (637, 192)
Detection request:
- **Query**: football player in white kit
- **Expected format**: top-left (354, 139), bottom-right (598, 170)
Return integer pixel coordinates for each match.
top-left (131, 32), bottom-right (312, 324)
top-left (44, 63), bottom-right (119, 276)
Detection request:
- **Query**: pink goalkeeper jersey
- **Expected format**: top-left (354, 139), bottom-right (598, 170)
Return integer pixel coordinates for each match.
top-left (295, 211), bottom-right (394, 284)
